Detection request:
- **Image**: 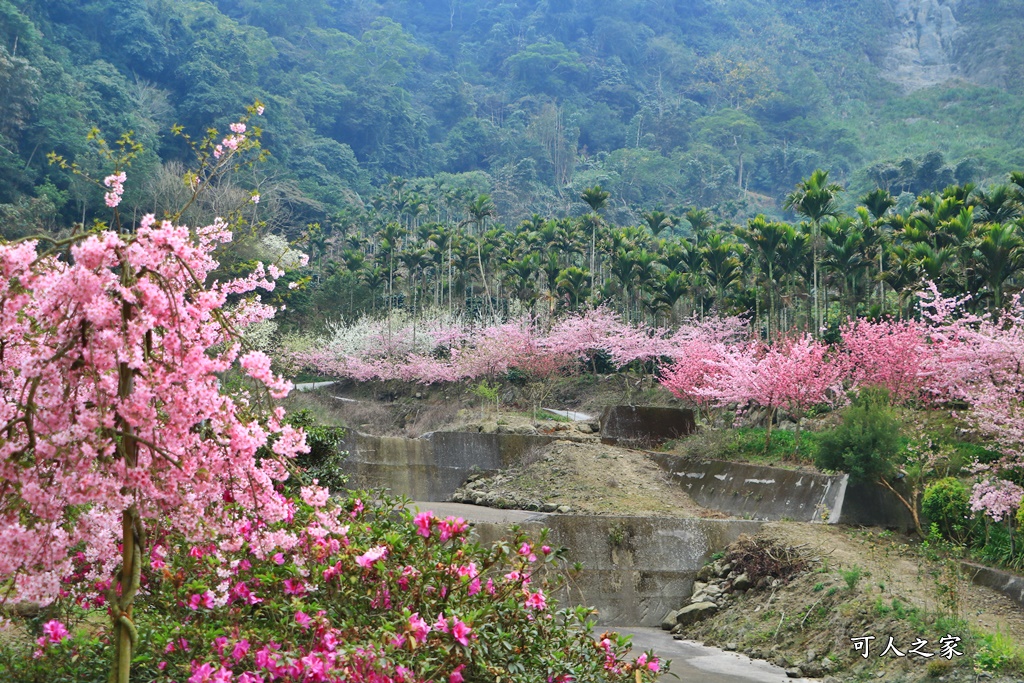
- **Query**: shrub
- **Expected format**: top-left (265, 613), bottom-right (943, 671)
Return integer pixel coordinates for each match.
top-left (282, 408), bottom-right (349, 492)
top-left (840, 565), bottom-right (864, 591)
top-left (922, 477), bottom-right (972, 543)
top-left (814, 387), bottom-right (902, 482)
top-left (0, 491), bottom-right (662, 683)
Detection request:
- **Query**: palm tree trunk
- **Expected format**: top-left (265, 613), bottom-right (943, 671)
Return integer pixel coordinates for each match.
top-left (477, 240), bottom-right (494, 319)
top-left (813, 222), bottom-right (821, 337)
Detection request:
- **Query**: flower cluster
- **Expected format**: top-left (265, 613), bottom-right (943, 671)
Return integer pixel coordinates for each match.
top-left (214, 122), bottom-right (249, 159)
top-left (103, 171), bottom-right (126, 207)
top-left (7, 491), bottom-right (661, 683)
top-left (969, 479), bottom-right (1024, 523)
top-left (32, 620), bottom-right (70, 658)
top-left (0, 216), bottom-right (304, 605)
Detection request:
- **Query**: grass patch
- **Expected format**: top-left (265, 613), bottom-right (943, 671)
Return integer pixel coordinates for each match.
top-left (974, 630), bottom-right (1024, 675)
top-left (670, 427), bottom-right (824, 467)
top-left (529, 410), bottom-right (571, 422)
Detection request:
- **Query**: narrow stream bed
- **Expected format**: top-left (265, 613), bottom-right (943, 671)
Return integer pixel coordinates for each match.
top-left (616, 627), bottom-right (810, 683)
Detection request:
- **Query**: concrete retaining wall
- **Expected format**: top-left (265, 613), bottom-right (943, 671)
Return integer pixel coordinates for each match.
top-left (340, 431), bottom-right (551, 501)
top-left (961, 562), bottom-right (1024, 608)
top-left (342, 428), bottom-right (919, 528)
top-left (836, 479), bottom-right (919, 532)
top-left (650, 453), bottom-right (847, 523)
top-left (473, 515), bottom-right (764, 626)
top-left (650, 453), bottom-right (919, 529)
top-left (600, 406), bottom-right (696, 446)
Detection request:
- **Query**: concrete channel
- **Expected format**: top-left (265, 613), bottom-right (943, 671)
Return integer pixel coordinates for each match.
top-left (326, 403), bottom-right (913, 681)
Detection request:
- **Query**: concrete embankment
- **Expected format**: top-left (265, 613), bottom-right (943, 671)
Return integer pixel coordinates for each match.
top-left (414, 503), bottom-right (803, 681)
top-left (340, 431), bottom-right (551, 501)
top-left (415, 502), bottom-right (762, 627)
top-left (649, 453), bottom-right (919, 530)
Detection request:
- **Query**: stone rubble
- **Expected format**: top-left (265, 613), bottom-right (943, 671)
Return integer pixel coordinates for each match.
top-left (450, 470), bottom-right (573, 514)
top-left (660, 551), bottom-right (835, 678)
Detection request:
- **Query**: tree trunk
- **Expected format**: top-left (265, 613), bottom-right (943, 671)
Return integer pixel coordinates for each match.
top-left (112, 296), bottom-right (142, 683)
top-left (878, 477), bottom-right (924, 536)
top-left (476, 240), bottom-right (494, 319)
top-left (813, 222), bottom-right (821, 337)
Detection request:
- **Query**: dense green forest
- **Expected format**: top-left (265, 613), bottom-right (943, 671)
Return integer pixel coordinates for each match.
top-left (1, 0), bottom-right (1023, 232)
top-left (2, 0), bottom-right (1024, 334)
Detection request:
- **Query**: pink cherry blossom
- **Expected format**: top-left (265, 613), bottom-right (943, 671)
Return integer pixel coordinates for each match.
top-left (300, 484), bottom-right (330, 507)
top-left (970, 479), bottom-right (1024, 523)
top-left (0, 218), bottom-right (306, 607)
top-left (103, 171), bottom-right (127, 208)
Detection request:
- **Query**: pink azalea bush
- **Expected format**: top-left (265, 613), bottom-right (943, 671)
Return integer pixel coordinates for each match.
top-left (1, 492), bottom-right (662, 683)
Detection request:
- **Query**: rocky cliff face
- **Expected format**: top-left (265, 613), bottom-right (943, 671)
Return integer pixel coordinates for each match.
top-left (883, 0), bottom-right (962, 91)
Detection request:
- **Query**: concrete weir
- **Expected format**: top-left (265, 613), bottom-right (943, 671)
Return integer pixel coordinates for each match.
top-left (340, 431), bottom-right (552, 501)
top-left (649, 453), bottom-right (846, 523)
top-left (465, 509), bottom-right (764, 627)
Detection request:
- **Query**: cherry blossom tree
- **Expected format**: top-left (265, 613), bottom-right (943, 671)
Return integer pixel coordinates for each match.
top-left (544, 306), bottom-right (633, 374)
top-left (970, 479), bottom-right (1024, 555)
top-left (702, 335), bottom-right (846, 452)
top-left (917, 285), bottom-right (1024, 466)
top-left (659, 339), bottom-right (729, 422)
top-left (1, 108), bottom-right (309, 682)
top-left (659, 315), bottom-right (748, 422)
top-left (0, 217), bottom-right (306, 682)
top-left (840, 318), bottom-right (945, 404)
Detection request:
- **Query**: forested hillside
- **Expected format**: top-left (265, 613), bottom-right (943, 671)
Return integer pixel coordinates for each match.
top-left (1, 0), bottom-right (1022, 236)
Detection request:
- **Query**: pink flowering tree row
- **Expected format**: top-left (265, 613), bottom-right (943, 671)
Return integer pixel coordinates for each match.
top-left (660, 283), bottom-right (1024, 533)
top-left (660, 311), bottom-right (969, 441)
top-left (290, 307), bottom-right (748, 387)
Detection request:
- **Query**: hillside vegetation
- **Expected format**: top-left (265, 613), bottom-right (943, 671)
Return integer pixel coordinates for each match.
top-left (1, 0), bottom-right (1023, 237)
